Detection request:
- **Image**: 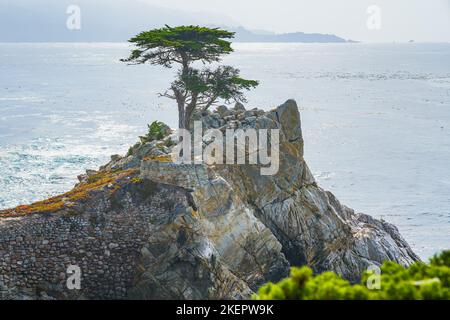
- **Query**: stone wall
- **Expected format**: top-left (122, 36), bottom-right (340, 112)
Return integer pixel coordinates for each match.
top-left (0, 177), bottom-right (189, 299)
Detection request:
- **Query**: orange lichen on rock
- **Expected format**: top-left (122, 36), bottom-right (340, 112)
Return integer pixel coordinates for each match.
top-left (0, 169), bottom-right (138, 218)
top-left (143, 155), bottom-right (173, 162)
top-left (131, 177), bottom-right (143, 184)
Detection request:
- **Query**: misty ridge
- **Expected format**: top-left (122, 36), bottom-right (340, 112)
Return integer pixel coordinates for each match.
top-left (0, 0), bottom-right (349, 42)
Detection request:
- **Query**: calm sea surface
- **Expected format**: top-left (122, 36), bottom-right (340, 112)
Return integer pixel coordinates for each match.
top-left (1, 42), bottom-right (449, 259)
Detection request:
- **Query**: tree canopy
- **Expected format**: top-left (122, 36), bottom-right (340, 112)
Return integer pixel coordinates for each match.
top-left (122, 25), bottom-right (234, 67)
top-left (122, 25), bottom-right (258, 129)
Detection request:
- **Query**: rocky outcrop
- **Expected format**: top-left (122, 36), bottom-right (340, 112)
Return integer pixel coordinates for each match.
top-left (0, 99), bottom-right (419, 299)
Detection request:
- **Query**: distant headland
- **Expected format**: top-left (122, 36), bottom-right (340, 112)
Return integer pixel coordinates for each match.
top-left (230, 26), bottom-right (350, 43)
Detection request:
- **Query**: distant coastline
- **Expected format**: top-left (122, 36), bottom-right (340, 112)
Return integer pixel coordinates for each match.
top-left (231, 26), bottom-right (351, 43)
top-left (0, 25), bottom-right (352, 43)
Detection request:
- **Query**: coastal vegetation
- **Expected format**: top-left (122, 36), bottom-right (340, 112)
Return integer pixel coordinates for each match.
top-left (122, 25), bottom-right (258, 129)
top-left (139, 121), bottom-right (171, 144)
top-left (253, 251), bottom-right (450, 300)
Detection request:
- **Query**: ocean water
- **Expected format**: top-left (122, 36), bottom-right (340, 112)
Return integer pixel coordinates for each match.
top-left (0, 43), bottom-right (449, 260)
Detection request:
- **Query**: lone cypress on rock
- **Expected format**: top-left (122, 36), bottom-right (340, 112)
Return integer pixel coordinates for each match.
top-left (122, 25), bottom-right (259, 129)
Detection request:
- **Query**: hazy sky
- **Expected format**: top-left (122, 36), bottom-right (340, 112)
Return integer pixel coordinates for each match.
top-left (141, 0), bottom-right (450, 42)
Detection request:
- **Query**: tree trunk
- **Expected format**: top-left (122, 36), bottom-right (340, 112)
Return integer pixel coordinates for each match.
top-left (172, 84), bottom-right (186, 129)
top-left (178, 102), bottom-right (185, 129)
top-left (183, 93), bottom-right (198, 130)
top-left (183, 110), bottom-right (192, 130)
top-left (183, 105), bottom-right (194, 130)
top-left (177, 54), bottom-right (190, 129)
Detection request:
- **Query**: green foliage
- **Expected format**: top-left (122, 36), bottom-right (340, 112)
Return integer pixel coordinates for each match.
top-left (176, 66), bottom-right (259, 109)
top-left (122, 25), bottom-right (259, 128)
top-left (126, 146), bottom-right (134, 157)
top-left (253, 250), bottom-right (450, 300)
top-left (148, 121), bottom-right (168, 140)
top-left (139, 121), bottom-right (170, 144)
top-left (121, 25), bottom-right (234, 67)
top-left (430, 250), bottom-right (450, 267)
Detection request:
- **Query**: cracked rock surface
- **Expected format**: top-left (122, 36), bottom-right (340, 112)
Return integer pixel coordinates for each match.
top-left (0, 99), bottom-right (419, 299)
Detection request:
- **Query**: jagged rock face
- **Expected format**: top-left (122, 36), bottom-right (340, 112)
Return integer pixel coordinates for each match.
top-left (140, 99), bottom-right (419, 284)
top-left (137, 162), bottom-right (290, 299)
top-left (0, 99), bottom-right (419, 300)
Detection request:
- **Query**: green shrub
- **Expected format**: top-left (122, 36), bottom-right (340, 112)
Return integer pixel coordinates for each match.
top-left (253, 250), bottom-right (450, 300)
top-left (139, 121), bottom-right (171, 144)
top-left (148, 121), bottom-right (168, 140)
top-left (126, 146), bottom-right (134, 157)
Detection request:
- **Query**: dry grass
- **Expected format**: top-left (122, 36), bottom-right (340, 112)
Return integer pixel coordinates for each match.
top-left (0, 169), bottom-right (138, 218)
top-left (143, 154), bottom-right (172, 162)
